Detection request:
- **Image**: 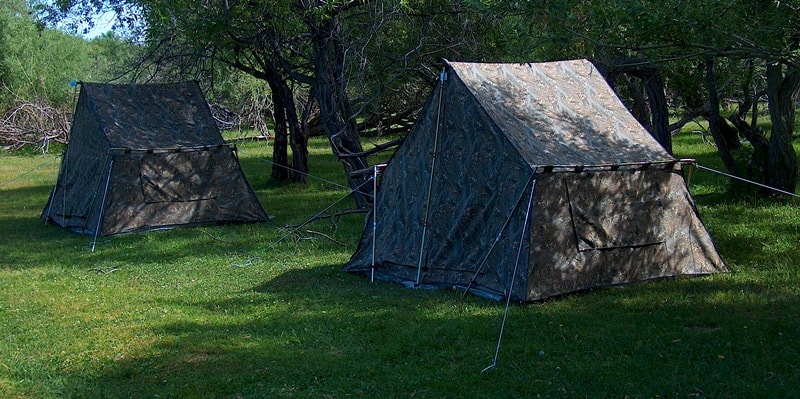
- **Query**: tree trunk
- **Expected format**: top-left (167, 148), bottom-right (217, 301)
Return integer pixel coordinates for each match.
top-left (270, 87), bottom-right (290, 183)
top-left (729, 113), bottom-right (769, 184)
top-left (596, 58), bottom-right (673, 154)
top-left (308, 14), bottom-right (372, 207)
top-left (268, 74), bottom-right (308, 183)
top-left (276, 78), bottom-right (308, 183)
top-left (226, 58), bottom-right (309, 184)
top-left (765, 63), bottom-right (800, 193)
top-left (705, 55), bottom-right (739, 175)
top-left (643, 73), bottom-right (672, 154)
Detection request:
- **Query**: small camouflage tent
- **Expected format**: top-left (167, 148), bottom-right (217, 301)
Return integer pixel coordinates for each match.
top-left (344, 59), bottom-right (726, 302)
top-left (41, 81), bottom-right (268, 238)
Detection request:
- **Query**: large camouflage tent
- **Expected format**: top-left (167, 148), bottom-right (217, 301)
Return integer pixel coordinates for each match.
top-left (344, 59), bottom-right (727, 302)
top-left (41, 81), bottom-right (268, 239)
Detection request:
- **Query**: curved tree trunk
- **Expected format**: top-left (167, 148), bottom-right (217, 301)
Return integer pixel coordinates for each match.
top-left (308, 14), bottom-right (372, 207)
top-left (765, 63), bottom-right (800, 193)
top-left (705, 55), bottom-right (738, 175)
top-left (596, 58), bottom-right (673, 154)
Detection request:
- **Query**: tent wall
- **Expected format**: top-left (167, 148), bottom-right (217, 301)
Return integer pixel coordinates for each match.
top-left (42, 89), bottom-right (111, 234)
top-left (525, 168), bottom-right (726, 301)
top-left (345, 72), bottom-right (532, 294)
top-left (41, 81), bottom-right (268, 236)
top-left (97, 146), bottom-right (266, 235)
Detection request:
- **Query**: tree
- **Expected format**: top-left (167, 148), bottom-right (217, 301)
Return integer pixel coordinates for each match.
top-left (1, 0), bottom-right (132, 150)
top-left (512, 0), bottom-right (800, 194)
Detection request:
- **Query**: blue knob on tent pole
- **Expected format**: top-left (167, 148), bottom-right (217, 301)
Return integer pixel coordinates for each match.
top-left (69, 80), bottom-right (78, 88)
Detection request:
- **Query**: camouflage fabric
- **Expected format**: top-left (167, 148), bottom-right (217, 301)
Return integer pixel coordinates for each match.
top-left (343, 60), bottom-right (726, 302)
top-left (41, 81), bottom-right (268, 236)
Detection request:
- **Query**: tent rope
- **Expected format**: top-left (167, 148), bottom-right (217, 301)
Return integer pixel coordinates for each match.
top-left (229, 173), bottom-right (379, 269)
top-left (694, 163), bottom-right (800, 199)
top-left (267, 176), bottom-right (374, 248)
top-left (253, 156), bottom-right (375, 199)
top-left (482, 177), bottom-right (537, 373)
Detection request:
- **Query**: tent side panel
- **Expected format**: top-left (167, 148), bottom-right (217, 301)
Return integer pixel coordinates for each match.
top-left (526, 169), bottom-right (726, 301)
top-left (41, 90), bottom-right (111, 234)
top-left (346, 71), bottom-right (534, 299)
top-left (344, 81), bottom-right (445, 277)
top-left (99, 147), bottom-right (267, 235)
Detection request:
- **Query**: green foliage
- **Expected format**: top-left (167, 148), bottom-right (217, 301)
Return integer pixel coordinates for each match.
top-left (3, 10), bottom-right (84, 106)
top-left (0, 136), bottom-right (798, 398)
top-left (0, 1), bottom-right (134, 111)
top-left (0, 1), bottom-right (141, 153)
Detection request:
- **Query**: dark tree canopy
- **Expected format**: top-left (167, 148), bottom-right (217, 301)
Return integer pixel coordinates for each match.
top-left (30, 0), bottom-right (800, 195)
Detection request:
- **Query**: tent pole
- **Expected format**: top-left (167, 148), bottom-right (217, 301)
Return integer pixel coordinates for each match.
top-left (464, 173), bottom-right (537, 297)
top-left (482, 177), bottom-right (537, 373)
top-left (60, 148), bottom-right (69, 223)
top-left (415, 69), bottom-right (447, 286)
top-left (371, 164), bottom-right (378, 283)
top-left (90, 157), bottom-right (115, 252)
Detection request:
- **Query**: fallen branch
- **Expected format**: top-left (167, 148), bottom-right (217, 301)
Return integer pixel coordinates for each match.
top-left (303, 230), bottom-right (346, 246)
top-left (1, 100), bottom-right (70, 152)
top-left (284, 209), bottom-right (367, 230)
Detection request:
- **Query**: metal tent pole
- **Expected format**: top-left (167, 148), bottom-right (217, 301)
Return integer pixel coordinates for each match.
top-left (464, 173), bottom-right (537, 297)
top-left (482, 177), bottom-right (537, 373)
top-left (415, 69), bottom-right (447, 286)
top-left (90, 157), bottom-right (114, 252)
top-left (371, 164), bottom-right (378, 283)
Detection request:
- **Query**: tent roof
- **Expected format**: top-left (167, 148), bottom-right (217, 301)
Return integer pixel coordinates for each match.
top-left (78, 81), bottom-right (224, 149)
top-left (446, 59), bottom-right (673, 167)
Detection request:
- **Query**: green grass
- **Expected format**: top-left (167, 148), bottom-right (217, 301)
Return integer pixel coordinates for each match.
top-left (1, 135), bottom-right (798, 398)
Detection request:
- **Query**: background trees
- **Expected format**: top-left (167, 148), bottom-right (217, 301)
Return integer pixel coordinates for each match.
top-left (514, 0), bottom-right (799, 193)
top-left (13, 0), bottom-right (800, 195)
top-left (0, 0), bottom-right (135, 150)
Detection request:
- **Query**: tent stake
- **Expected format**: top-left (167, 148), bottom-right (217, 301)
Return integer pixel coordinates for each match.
top-left (483, 177), bottom-right (537, 373)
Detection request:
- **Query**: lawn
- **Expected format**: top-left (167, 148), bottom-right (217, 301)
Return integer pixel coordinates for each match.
top-left (0, 134), bottom-right (798, 398)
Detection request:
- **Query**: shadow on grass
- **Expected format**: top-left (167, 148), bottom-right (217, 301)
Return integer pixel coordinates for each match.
top-left (696, 200), bottom-right (800, 272)
top-left (0, 212), bottom-right (278, 272)
top-left (65, 264), bottom-right (799, 398)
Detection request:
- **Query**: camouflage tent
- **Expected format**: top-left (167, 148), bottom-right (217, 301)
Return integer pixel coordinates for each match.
top-left (41, 81), bottom-right (268, 239)
top-left (343, 60), bottom-right (726, 302)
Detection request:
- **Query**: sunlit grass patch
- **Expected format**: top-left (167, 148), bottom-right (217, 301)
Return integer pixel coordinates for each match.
top-left (0, 134), bottom-right (798, 398)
